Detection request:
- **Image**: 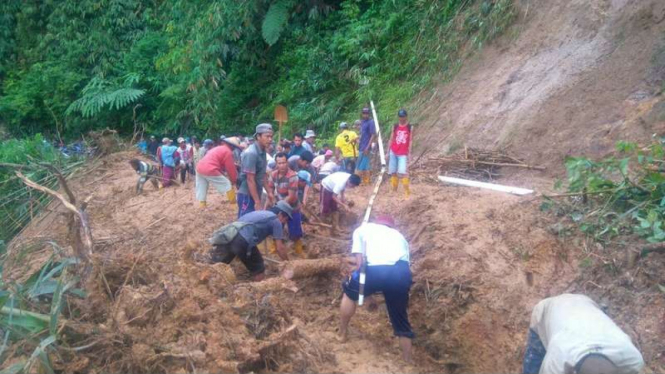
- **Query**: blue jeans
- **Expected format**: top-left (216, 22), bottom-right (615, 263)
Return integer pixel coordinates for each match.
top-left (522, 329), bottom-right (546, 374)
top-left (237, 193), bottom-right (255, 218)
top-left (356, 153), bottom-right (371, 171)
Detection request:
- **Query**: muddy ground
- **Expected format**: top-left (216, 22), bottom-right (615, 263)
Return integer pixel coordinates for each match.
top-left (4, 150), bottom-right (664, 373)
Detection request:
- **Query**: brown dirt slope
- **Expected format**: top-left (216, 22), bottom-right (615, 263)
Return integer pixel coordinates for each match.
top-left (414, 0), bottom-right (665, 174)
top-left (8, 149), bottom-right (663, 372)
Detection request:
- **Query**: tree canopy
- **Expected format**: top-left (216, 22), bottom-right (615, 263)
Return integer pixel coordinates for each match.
top-left (0, 0), bottom-right (515, 140)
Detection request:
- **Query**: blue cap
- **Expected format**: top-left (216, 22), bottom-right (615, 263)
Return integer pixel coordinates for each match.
top-left (297, 170), bottom-right (312, 186)
top-left (398, 109), bottom-right (407, 117)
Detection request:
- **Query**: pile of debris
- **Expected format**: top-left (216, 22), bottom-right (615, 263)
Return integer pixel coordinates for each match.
top-left (411, 147), bottom-right (544, 183)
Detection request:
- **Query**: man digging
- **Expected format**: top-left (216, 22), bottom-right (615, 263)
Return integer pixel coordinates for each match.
top-left (338, 215), bottom-right (414, 363)
top-left (319, 171), bottom-right (361, 235)
top-left (205, 200), bottom-right (293, 281)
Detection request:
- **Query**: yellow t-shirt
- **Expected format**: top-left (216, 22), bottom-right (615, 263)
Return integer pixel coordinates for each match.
top-left (335, 130), bottom-right (358, 158)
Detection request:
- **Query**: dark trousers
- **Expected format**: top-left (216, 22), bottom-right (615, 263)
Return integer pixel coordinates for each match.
top-left (236, 193), bottom-right (256, 218)
top-left (343, 261), bottom-right (414, 338)
top-left (210, 235), bottom-right (265, 276)
top-left (522, 329), bottom-right (546, 374)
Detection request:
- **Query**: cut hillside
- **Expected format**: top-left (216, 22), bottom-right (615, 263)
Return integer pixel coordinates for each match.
top-left (413, 0), bottom-right (665, 174)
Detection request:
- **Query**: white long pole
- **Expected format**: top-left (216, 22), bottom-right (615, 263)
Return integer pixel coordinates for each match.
top-left (438, 176), bottom-right (534, 195)
top-left (358, 100), bottom-right (386, 305)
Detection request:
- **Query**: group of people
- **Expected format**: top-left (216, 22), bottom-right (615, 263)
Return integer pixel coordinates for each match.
top-left (128, 107), bottom-right (645, 374)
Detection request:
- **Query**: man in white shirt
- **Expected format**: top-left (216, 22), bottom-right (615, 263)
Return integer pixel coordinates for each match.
top-left (320, 172), bottom-right (361, 235)
top-left (523, 294), bottom-right (644, 374)
top-left (338, 215), bottom-right (414, 362)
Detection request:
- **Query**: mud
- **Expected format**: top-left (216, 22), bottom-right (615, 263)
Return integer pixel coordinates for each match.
top-left (5, 149), bottom-right (665, 372)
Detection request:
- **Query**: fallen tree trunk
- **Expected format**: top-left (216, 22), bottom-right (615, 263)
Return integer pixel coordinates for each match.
top-left (281, 258), bottom-right (343, 280)
top-left (237, 277), bottom-right (299, 294)
top-left (16, 171), bottom-right (93, 262)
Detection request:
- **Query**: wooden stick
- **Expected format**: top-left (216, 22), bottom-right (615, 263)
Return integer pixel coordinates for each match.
top-left (143, 217), bottom-right (166, 230)
top-left (541, 189), bottom-right (619, 198)
top-left (410, 226), bottom-right (427, 243)
top-left (434, 158), bottom-right (545, 170)
top-left (304, 221), bottom-right (332, 229)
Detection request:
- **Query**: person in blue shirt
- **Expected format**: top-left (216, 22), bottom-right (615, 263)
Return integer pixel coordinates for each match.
top-left (288, 133), bottom-right (307, 158)
top-left (356, 107), bottom-right (376, 185)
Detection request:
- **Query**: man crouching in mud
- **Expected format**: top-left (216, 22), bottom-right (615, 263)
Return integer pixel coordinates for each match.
top-left (338, 215), bottom-right (414, 362)
top-left (204, 200), bottom-right (292, 281)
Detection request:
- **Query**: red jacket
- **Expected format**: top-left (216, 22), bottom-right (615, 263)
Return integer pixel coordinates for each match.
top-left (196, 145), bottom-right (238, 183)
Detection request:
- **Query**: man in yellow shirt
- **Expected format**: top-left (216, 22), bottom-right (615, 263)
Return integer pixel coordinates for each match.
top-left (335, 122), bottom-right (358, 173)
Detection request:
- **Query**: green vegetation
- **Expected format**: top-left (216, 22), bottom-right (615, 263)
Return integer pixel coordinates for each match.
top-left (0, 0), bottom-right (516, 140)
top-left (0, 243), bottom-right (83, 374)
top-left (543, 140), bottom-right (665, 243)
top-left (0, 136), bottom-right (83, 243)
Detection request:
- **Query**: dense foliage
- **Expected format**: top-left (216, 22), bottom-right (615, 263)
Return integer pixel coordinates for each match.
top-left (544, 140), bottom-right (665, 243)
top-left (0, 0), bottom-right (515, 141)
top-left (0, 136), bottom-right (83, 243)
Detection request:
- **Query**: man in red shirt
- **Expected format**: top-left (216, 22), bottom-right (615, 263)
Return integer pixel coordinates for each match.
top-left (388, 109), bottom-right (413, 197)
top-left (195, 136), bottom-right (243, 207)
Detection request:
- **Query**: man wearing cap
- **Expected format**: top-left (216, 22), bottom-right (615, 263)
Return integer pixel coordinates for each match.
top-left (195, 139), bottom-right (214, 167)
top-left (207, 201), bottom-right (293, 281)
top-left (338, 215), bottom-right (414, 362)
top-left (356, 107), bottom-right (376, 185)
top-left (522, 293), bottom-right (644, 374)
top-left (303, 130), bottom-right (317, 154)
top-left (196, 137), bottom-right (244, 207)
top-left (288, 151), bottom-right (314, 200)
top-left (335, 122), bottom-right (358, 174)
top-left (147, 135), bottom-right (160, 159)
top-left (237, 124), bottom-right (273, 217)
top-left (388, 109), bottom-right (413, 197)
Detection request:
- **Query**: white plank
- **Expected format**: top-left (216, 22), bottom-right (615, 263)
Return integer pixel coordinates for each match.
top-left (438, 176), bottom-right (534, 196)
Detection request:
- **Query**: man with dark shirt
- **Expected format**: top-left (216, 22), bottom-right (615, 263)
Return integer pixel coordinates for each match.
top-left (147, 136), bottom-right (160, 158)
top-left (288, 133), bottom-right (307, 158)
top-left (237, 124), bottom-right (273, 217)
top-left (208, 201), bottom-right (293, 281)
top-left (356, 107), bottom-right (376, 185)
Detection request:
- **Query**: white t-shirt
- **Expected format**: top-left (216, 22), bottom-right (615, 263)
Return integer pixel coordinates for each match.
top-left (530, 294), bottom-right (644, 374)
top-left (312, 154), bottom-right (326, 169)
top-left (351, 223), bottom-right (409, 266)
top-left (319, 161), bottom-right (339, 175)
top-left (322, 172), bottom-right (351, 195)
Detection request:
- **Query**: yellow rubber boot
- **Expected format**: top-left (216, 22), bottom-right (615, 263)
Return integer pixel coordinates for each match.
top-left (294, 239), bottom-right (306, 258)
top-left (226, 189), bottom-right (236, 204)
top-left (390, 175), bottom-right (398, 191)
top-left (267, 239), bottom-right (277, 254)
top-left (401, 177), bottom-right (410, 197)
top-left (363, 172), bottom-right (371, 186)
top-left (199, 201), bottom-right (207, 208)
